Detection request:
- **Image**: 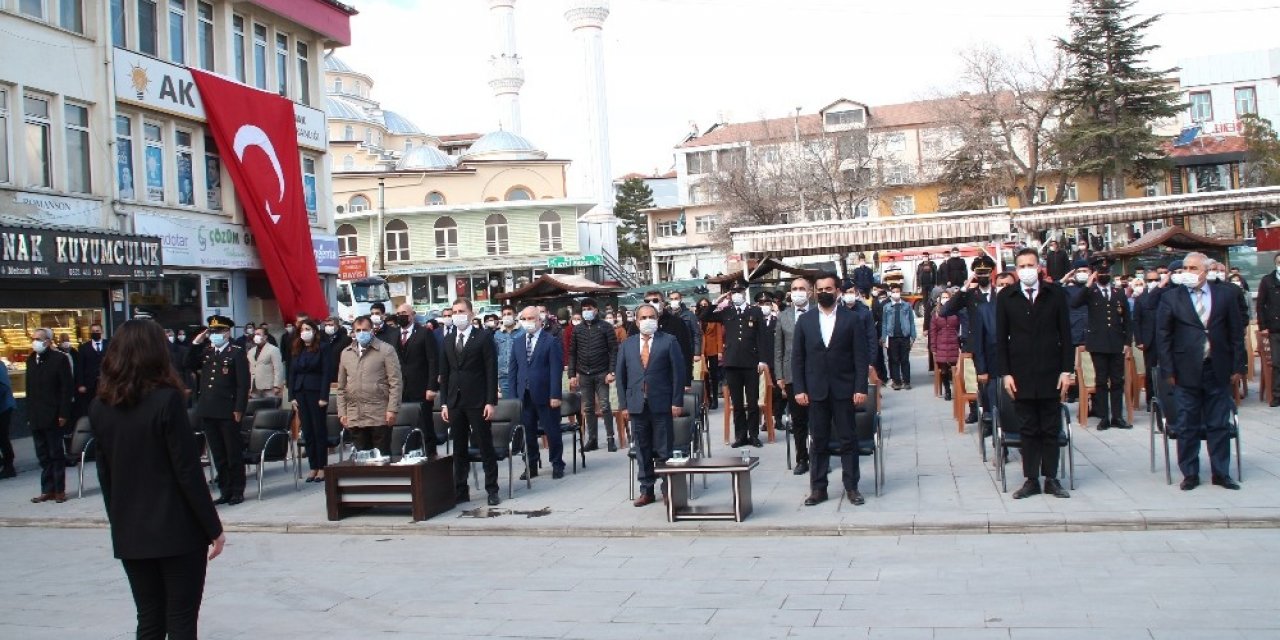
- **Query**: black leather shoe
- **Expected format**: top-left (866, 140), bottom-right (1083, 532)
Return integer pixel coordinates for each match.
top-left (943, 390), bottom-right (952, 401)
top-left (965, 410), bottom-right (979, 424)
top-left (891, 382), bottom-right (902, 390)
top-left (904, 383), bottom-right (913, 390)
top-left (1179, 476), bottom-right (1199, 491)
top-left (803, 490), bottom-right (828, 506)
top-left (749, 437), bottom-right (763, 448)
top-left (633, 492), bottom-right (656, 507)
top-left (0, 466), bottom-right (15, 479)
top-left (1044, 478), bottom-right (1070, 498)
top-left (1113, 420), bottom-right (1133, 430)
top-left (487, 493), bottom-right (500, 506)
top-left (582, 441), bottom-right (599, 452)
top-left (552, 468), bottom-right (565, 479)
top-left (980, 422), bottom-right (993, 438)
top-left (846, 490), bottom-right (865, 506)
top-left (1011, 479), bottom-right (1041, 499)
top-left (455, 492), bottom-right (471, 504)
top-left (1211, 475), bottom-right (1240, 490)
top-left (213, 495), bottom-right (230, 505)
top-left (1096, 419), bottom-right (1111, 431)
top-left (793, 462), bottom-right (809, 476)
top-left (227, 495), bottom-right (244, 505)
top-left (730, 439), bottom-right (746, 448)
top-left (519, 468), bottom-right (538, 481)
top-left (1270, 399), bottom-right (1280, 408)
top-left (607, 438), bottom-right (618, 452)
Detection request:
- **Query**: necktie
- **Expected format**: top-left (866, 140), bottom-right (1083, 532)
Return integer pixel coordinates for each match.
top-left (456, 331), bottom-right (465, 355)
top-left (641, 335), bottom-right (650, 368)
top-left (1025, 287), bottom-right (1036, 304)
top-left (95, 342), bottom-right (101, 352)
top-left (1103, 288), bottom-right (1110, 302)
top-left (1194, 288), bottom-right (1211, 359)
top-left (526, 333), bottom-right (534, 362)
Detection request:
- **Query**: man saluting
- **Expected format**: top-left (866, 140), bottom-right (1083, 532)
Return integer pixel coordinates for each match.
top-left (185, 315), bottom-right (250, 506)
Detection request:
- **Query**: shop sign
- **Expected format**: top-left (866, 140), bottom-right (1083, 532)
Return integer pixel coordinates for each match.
top-left (313, 235), bottom-right (339, 274)
top-left (113, 48), bottom-right (329, 151)
top-left (135, 212), bottom-right (338, 272)
top-left (339, 256), bottom-right (368, 280)
top-left (546, 254), bottom-right (603, 268)
top-left (0, 225), bottom-right (162, 280)
top-left (2, 191), bottom-right (107, 228)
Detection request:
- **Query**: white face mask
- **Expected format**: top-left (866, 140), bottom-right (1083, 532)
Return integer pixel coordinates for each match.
top-left (253, 335), bottom-right (265, 345)
top-left (32, 340), bottom-right (47, 354)
top-left (370, 314), bottom-right (383, 326)
top-left (638, 318), bottom-right (658, 335)
top-left (790, 290), bottom-right (808, 306)
top-left (1017, 267), bottom-right (1039, 286)
top-left (519, 319), bottom-right (537, 333)
top-left (324, 325), bottom-right (337, 335)
top-left (667, 299), bottom-right (681, 310)
top-left (501, 315), bottom-right (515, 327)
top-left (889, 292), bottom-right (901, 301)
top-left (167, 335), bottom-right (175, 343)
top-left (61, 342), bottom-right (72, 350)
top-left (1206, 271), bottom-right (1225, 282)
top-left (582, 309), bottom-right (596, 322)
top-left (301, 330), bottom-right (315, 342)
top-left (842, 293), bottom-right (857, 305)
top-left (730, 293), bottom-right (745, 306)
top-left (1132, 285), bottom-right (1145, 295)
top-left (1075, 272), bottom-right (1089, 284)
top-left (538, 312), bottom-right (547, 322)
top-left (1175, 272), bottom-right (1201, 287)
top-left (571, 319), bottom-right (582, 326)
top-left (451, 314), bottom-right (470, 328)
top-left (485, 321), bottom-right (497, 329)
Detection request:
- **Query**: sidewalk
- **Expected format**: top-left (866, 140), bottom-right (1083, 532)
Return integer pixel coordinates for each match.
top-left (2, 355), bottom-right (1278, 537)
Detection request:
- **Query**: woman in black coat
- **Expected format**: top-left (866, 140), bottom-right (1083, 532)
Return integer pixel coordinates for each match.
top-left (290, 319), bottom-right (331, 482)
top-left (89, 319), bottom-right (225, 639)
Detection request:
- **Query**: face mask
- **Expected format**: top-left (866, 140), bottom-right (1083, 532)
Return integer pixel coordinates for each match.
top-left (842, 293), bottom-right (857, 305)
top-left (356, 330), bottom-right (375, 346)
top-left (177, 334), bottom-right (186, 341)
top-left (32, 340), bottom-right (47, 354)
top-left (167, 336), bottom-right (175, 344)
top-left (284, 326), bottom-right (294, 333)
top-left (668, 300), bottom-right (681, 310)
top-left (976, 276), bottom-right (990, 288)
top-left (1017, 267), bottom-right (1039, 286)
top-left (994, 285), bottom-right (1006, 295)
top-left (638, 318), bottom-right (658, 335)
top-left (1230, 280), bottom-right (1243, 288)
top-left (301, 330), bottom-right (315, 342)
top-left (209, 333), bottom-right (227, 348)
top-left (1074, 272), bottom-right (1088, 284)
top-left (790, 290), bottom-right (808, 306)
top-left (519, 319), bottom-right (537, 333)
top-left (60, 341), bottom-right (71, 350)
top-left (1206, 271), bottom-right (1225, 282)
top-left (816, 291), bottom-right (837, 307)
top-left (538, 312), bottom-right (547, 322)
top-left (253, 335), bottom-right (265, 345)
top-left (889, 292), bottom-right (901, 301)
top-left (583, 310), bottom-right (596, 322)
top-left (370, 314), bottom-right (383, 326)
top-left (1175, 272), bottom-right (1201, 287)
top-left (1096, 275), bottom-right (1111, 286)
top-left (397, 314), bottom-right (413, 327)
top-left (730, 293), bottom-right (745, 306)
top-left (501, 315), bottom-right (515, 327)
top-left (484, 321), bottom-right (497, 329)
top-left (1132, 285), bottom-right (1145, 295)
top-left (90, 332), bottom-right (102, 341)
top-left (606, 317), bottom-right (615, 325)
top-left (571, 319), bottom-right (582, 326)
top-left (324, 325), bottom-right (337, 335)
top-left (452, 314), bottom-right (470, 328)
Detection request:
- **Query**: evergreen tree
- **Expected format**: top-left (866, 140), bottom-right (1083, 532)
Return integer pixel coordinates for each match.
top-left (1055, 0), bottom-right (1182, 200)
top-left (1240, 114), bottom-right (1280, 187)
top-left (614, 177), bottom-right (654, 267)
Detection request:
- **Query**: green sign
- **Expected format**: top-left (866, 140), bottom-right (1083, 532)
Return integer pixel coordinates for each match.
top-left (547, 254), bottom-right (603, 268)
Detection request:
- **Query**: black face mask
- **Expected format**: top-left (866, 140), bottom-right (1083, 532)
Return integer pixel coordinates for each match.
top-left (397, 314), bottom-right (413, 327)
top-left (976, 276), bottom-right (990, 287)
top-left (90, 332), bottom-right (102, 341)
top-left (816, 292), bottom-right (837, 308)
top-left (1097, 275), bottom-right (1112, 286)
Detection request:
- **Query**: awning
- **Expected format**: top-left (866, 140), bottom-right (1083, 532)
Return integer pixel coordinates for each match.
top-left (732, 209), bottom-right (1010, 258)
top-left (495, 274), bottom-right (625, 301)
top-left (1098, 225), bottom-right (1243, 257)
top-left (379, 255), bottom-right (558, 277)
top-left (1009, 187), bottom-right (1280, 233)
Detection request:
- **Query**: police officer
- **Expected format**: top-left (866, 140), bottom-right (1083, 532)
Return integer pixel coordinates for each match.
top-left (1070, 257), bottom-right (1131, 430)
top-left (700, 281), bottom-right (769, 448)
top-left (185, 315), bottom-right (251, 505)
top-left (942, 254), bottom-right (998, 425)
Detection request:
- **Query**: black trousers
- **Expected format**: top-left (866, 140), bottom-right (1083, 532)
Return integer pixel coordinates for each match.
top-left (294, 390), bottom-right (328, 471)
top-left (1014, 397), bottom-right (1062, 480)
top-left (351, 425), bottom-right (391, 454)
top-left (121, 548), bottom-right (208, 640)
top-left (201, 417), bottom-right (244, 497)
top-left (887, 337), bottom-right (912, 384)
top-left (784, 383), bottom-right (809, 464)
top-left (808, 397), bottom-right (858, 492)
top-left (450, 407), bottom-right (498, 496)
top-left (1090, 351), bottom-right (1125, 423)
top-left (1141, 345), bottom-right (1156, 408)
top-left (723, 366), bottom-right (760, 440)
top-left (705, 355), bottom-right (721, 407)
top-left (1270, 334), bottom-right (1280, 401)
top-left (32, 427), bottom-right (66, 494)
top-left (0, 408), bottom-right (14, 468)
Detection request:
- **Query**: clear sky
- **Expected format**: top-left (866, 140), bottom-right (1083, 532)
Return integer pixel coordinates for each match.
top-left (337, 0), bottom-right (1280, 179)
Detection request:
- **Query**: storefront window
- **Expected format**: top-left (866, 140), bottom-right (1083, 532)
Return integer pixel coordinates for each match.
top-left (430, 275), bottom-right (449, 304)
top-left (1, 308), bottom-right (103, 399)
top-left (205, 277), bottom-right (230, 309)
top-left (128, 275), bottom-right (201, 330)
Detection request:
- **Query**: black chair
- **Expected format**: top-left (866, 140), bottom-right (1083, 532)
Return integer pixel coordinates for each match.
top-left (389, 402), bottom-right (427, 458)
top-left (240, 396), bottom-right (282, 439)
top-left (469, 398), bottom-right (528, 498)
top-left (188, 407), bottom-right (214, 485)
top-left (243, 408), bottom-right (295, 500)
top-left (69, 417), bottom-right (96, 499)
top-left (558, 392), bottom-right (585, 473)
top-left (805, 385), bottom-right (884, 498)
top-left (1149, 366), bottom-right (1242, 485)
top-left (689, 379), bottom-right (711, 457)
top-left (627, 392), bottom-right (699, 501)
top-left (431, 395), bottom-right (450, 456)
top-left (992, 384), bottom-right (1074, 493)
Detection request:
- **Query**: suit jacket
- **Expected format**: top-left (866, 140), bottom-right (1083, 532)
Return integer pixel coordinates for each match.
top-left (615, 331), bottom-right (685, 414)
top-left (941, 256), bottom-right (969, 287)
top-left (1045, 249), bottom-right (1070, 283)
top-left (245, 342), bottom-right (285, 391)
top-left (995, 281), bottom-right (1074, 400)
top-left (1155, 283), bottom-right (1246, 389)
top-left (185, 343), bottom-right (250, 419)
top-left (76, 339), bottom-right (108, 391)
top-left (26, 349), bottom-right (73, 430)
top-left (759, 315), bottom-right (779, 375)
top-left (699, 303), bottom-right (768, 368)
top-left (941, 286), bottom-right (995, 347)
top-left (774, 304), bottom-right (814, 384)
top-left (392, 323), bottom-right (439, 402)
top-left (1069, 285), bottom-right (1131, 353)
top-left (438, 327), bottom-right (498, 410)
top-left (970, 300), bottom-right (999, 377)
top-left (851, 302), bottom-right (878, 368)
top-left (287, 347), bottom-right (330, 394)
top-left (791, 305), bottom-right (869, 402)
top-left (89, 388), bottom-right (222, 559)
top-left (1133, 290), bottom-right (1161, 348)
top-left (509, 330), bottom-right (563, 403)
top-left (916, 260), bottom-right (938, 293)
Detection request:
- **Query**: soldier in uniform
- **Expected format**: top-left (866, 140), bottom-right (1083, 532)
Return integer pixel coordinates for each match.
top-left (185, 315), bottom-right (251, 505)
top-left (1070, 257), bottom-right (1132, 430)
top-left (942, 254), bottom-right (998, 426)
top-left (700, 281), bottom-right (769, 448)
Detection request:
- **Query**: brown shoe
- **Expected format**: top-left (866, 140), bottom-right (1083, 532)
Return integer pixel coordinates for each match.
top-left (803, 490), bottom-right (828, 506)
top-left (54, 493), bottom-right (68, 503)
top-left (633, 492), bottom-right (656, 507)
top-left (30, 493), bottom-right (52, 503)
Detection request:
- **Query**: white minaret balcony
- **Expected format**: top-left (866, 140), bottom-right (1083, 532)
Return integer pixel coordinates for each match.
top-left (564, 0), bottom-right (609, 30)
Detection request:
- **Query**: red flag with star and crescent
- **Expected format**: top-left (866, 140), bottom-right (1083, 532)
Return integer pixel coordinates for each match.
top-left (190, 69), bottom-right (327, 322)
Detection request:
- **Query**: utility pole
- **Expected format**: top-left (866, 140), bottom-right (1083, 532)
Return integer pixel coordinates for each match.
top-left (376, 177), bottom-right (386, 272)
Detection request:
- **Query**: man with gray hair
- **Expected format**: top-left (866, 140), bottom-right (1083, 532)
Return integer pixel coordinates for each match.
top-left (26, 328), bottom-right (73, 503)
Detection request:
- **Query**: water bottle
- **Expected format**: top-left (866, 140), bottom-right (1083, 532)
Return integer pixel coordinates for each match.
top-left (741, 448), bottom-right (750, 464)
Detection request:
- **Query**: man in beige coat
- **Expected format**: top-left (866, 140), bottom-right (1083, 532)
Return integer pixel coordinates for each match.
top-left (336, 315), bottom-right (403, 454)
top-left (246, 326), bottom-right (285, 398)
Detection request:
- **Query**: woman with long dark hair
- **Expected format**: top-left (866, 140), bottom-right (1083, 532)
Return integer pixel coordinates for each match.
top-left (289, 319), bottom-right (331, 481)
top-left (90, 319), bottom-right (225, 639)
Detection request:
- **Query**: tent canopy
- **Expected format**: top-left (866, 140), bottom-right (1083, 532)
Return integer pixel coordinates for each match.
top-left (706, 257), bottom-right (833, 286)
top-left (1098, 225), bottom-right (1243, 258)
top-left (494, 274), bottom-right (624, 301)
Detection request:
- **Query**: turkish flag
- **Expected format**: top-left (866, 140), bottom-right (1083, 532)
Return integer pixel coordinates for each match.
top-left (190, 70), bottom-right (327, 322)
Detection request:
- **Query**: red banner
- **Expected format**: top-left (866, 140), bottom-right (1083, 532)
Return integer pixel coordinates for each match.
top-left (190, 70), bottom-right (327, 322)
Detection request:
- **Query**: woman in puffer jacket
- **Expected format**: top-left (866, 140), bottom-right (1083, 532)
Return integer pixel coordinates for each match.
top-left (930, 290), bottom-right (962, 401)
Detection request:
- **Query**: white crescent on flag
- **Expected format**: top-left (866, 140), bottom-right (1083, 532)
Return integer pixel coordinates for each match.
top-left (232, 125), bottom-right (286, 224)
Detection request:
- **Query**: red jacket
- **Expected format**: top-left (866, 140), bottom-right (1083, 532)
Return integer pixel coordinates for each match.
top-left (930, 313), bottom-right (961, 365)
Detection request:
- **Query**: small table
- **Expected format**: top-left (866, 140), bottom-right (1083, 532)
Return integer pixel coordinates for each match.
top-left (654, 456), bottom-right (759, 522)
top-left (324, 456), bottom-right (454, 522)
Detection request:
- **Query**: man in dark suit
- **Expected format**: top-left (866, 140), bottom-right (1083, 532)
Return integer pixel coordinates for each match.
top-left (615, 303), bottom-right (685, 507)
top-left (76, 322), bottom-right (108, 418)
top-left (916, 252), bottom-right (938, 295)
top-left (637, 291), bottom-right (694, 384)
top-left (184, 315), bottom-right (250, 505)
top-left (700, 282), bottom-right (769, 448)
top-left (438, 298), bottom-right (499, 505)
top-left (850, 254), bottom-right (875, 294)
top-left (1044, 239), bottom-right (1070, 284)
top-left (1257, 252), bottom-right (1280, 407)
top-left (997, 248), bottom-right (1075, 499)
top-left (792, 273), bottom-right (870, 506)
top-left (942, 255), bottom-right (998, 424)
top-left (775, 277), bottom-right (814, 475)
top-left (1156, 252), bottom-right (1246, 491)
top-left (393, 303), bottom-right (439, 455)
top-left (1070, 257), bottom-right (1132, 430)
top-left (971, 271), bottom-right (1016, 436)
top-left (1131, 270), bottom-right (1162, 408)
top-left (510, 305), bottom-right (565, 481)
top-left (26, 328), bottom-right (73, 503)
top-left (940, 246), bottom-right (969, 288)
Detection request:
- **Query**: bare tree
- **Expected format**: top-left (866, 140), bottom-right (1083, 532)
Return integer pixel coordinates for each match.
top-left (793, 129), bottom-right (884, 219)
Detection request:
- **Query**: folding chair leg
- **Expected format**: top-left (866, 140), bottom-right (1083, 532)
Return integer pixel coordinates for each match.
top-left (785, 427), bottom-right (792, 471)
top-left (78, 452), bottom-right (86, 499)
top-left (508, 455), bottom-right (513, 499)
top-left (571, 432), bottom-right (578, 474)
top-left (628, 457), bottom-right (635, 501)
top-left (1235, 436), bottom-right (1243, 483)
top-left (1149, 411), bottom-right (1157, 473)
top-left (1163, 429), bottom-right (1173, 486)
top-left (522, 449), bottom-right (532, 490)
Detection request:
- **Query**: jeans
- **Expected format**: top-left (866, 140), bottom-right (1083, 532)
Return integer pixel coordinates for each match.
top-left (577, 372), bottom-right (613, 442)
top-left (887, 337), bottom-right (912, 384)
top-left (121, 548), bottom-right (208, 640)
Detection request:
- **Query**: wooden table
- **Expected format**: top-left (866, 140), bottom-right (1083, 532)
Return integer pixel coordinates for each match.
top-left (654, 456), bottom-right (759, 523)
top-left (324, 456), bottom-right (454, 522)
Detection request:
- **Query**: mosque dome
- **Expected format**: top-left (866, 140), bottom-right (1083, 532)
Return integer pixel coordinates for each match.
top-left (460, 130), bottom-right (547, 161)
top-left (396, 145), bottom-right (456, 170)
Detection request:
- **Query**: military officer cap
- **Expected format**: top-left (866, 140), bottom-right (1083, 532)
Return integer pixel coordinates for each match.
top-left (727, 278), bottom-right (748, 292)
top-left (1168, 259), bottom-right (1184, 271)
top-left (882, 266), bottom-right (905, 284)
top-left (206, 314), bottom-right (234, 331)
top-left (1089, 256), bottom-right (1113, 273)
top-left (754, 291), bottom-right (774, 303)
top-left (972, 254), bottom-right (996, 275)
